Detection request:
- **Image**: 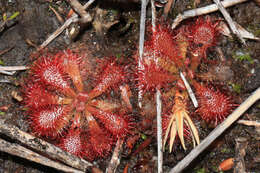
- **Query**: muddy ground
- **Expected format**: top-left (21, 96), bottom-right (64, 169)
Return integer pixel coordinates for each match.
top-left (0, 0), bottom-right (259, 172)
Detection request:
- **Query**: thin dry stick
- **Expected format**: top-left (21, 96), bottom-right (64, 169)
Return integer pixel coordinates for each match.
top-left (137, 0), bottom-right (148, 108)
top-left (106, 139), bottom-right (124, 173)
top-left (151, 0), bottom-right (156, 29)
top-left (83, 0), bottom-right (95, 9)
top-left (0, 66), bottom-right (28, 71)
top-left (180, 71), bottom-right (198, 108)
top-left (0, 138), bottom-right (83, 173)
top-left (169, 87), bottom-right (260, 173)
top-left (0, 66), bottom-right (27, 75)
top-left (66, 0), bottom-right (92, 23)
top-left (213, 0), bottom-right (246, 45)
top-left (0, 119), bottom-right (92, 172)
top-left (156, 89), bottom-right (163, 173)
top-left (171, 0), bottom-right (248, 29)
top-left (39, 0), bottom-right (94, 49)
top-left (0, 70), bottom-right (16, 75)
top-left (49, 5), bottom-right (64, 23)
top-left (39, 15), bottom-right (79, 50)
top-left (0, 46), bottom-right (14, 56)
top-left (237, 120), bottom-right (260, 127)
top-left (150, 1), bottom-right (163, 172)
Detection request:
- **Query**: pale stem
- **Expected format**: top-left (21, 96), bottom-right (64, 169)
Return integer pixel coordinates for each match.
top-left (156, 89), bottom-right (163, 173)
top-left (180, 71), bottom-right (198, 108)
top-left (212, 0), bottom-right (246, 45)
top-left (171, 0), bottom-right (248, 29)
top-left (138, 0), bottom-right (148, 108)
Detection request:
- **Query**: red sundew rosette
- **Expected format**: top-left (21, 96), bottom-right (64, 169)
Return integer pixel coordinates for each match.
top-left (194, 82), bottom-right (236, 126)
top-left (189, 16), bottom-right (220, 57)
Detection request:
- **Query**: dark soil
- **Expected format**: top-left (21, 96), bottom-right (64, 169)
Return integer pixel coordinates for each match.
top-left (0, 0), bottom-right (259, 173)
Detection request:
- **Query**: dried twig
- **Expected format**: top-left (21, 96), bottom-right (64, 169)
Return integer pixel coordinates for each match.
top-left (150, 1), bottom-right (163, 172)
top-left (212, 0), bottom-right (246, 45)
top-left (234, 137), bottom-right (247, 173)
top-left (0, 138), bottom-right (83, 173)
top-left (171, 0), bottom-right (248, 29)
top-left (0, 66), bottom-right (28, 71)
top-left (39, 0), bottom-right (95, 49)
top-left (39, 15), bottom-right (79, 50)
top-left (169, 87), bottom-right (260, 173)
top-left (0, 70), bottom-right (16, 75)
top-left (237, 120), bottom-right (260, 127)
top-left (0, 47), bottom-right (18, 75)
top-left (0, 46), bottom-right (14, 56)
top-left (219, 21), bottom-right (260, 40)
top-left (180, 71), bottom-right (198, 108)
top-left (49, 5), bottom-right (64, 23)
top-left (137, 0), bottom-right (148, 108)
top-left (82, 0), bottom-right (96, 9)
top-left (0, 118), bottom-right (92, 172)
top-left (0, 66), bottom-right (28, 75)
top-left (151, 0), bottom-right (156, 29)
top-left (106, 139), bottom-right (124, 173)
top-left (66, 0), bottom-right (92, 23)
top-left (156, 89), bottom-right (163, 173)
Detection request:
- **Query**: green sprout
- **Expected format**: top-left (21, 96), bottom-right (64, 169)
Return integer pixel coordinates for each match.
top-left (230, 83), bottom-right (241, 93)
top-left (3, 12), bottom-right (20, 21)
top-left (195, 167), bottom-right (206, 173)
top-left (0, 60), bottom-right (4, 65)
top-left (140, 133), bottom-right (147, 140)
top-left (233, 51), bottom-right (254, 64)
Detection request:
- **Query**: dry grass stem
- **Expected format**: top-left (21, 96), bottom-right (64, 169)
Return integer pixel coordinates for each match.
top-left (212, 0), bottom-right (246, 45)
top-left (0, 66), bottom-right (28, 71)
top-left (66, 0), bottom-right (92, 23)
top-left (156, 89), bottom-right (163, 173)
top-left (0, 46), bottom-right (14, 56)
top-left (39, 0), bottom-right (95, 49)
top-left (49, 5), bottom-right (64, 23)
top-left (39, 15), bottom-right (79, 49)
top-left (171, 0), bottom-right (248, 29)
top-left (180, 71), bottom-right (198, 108)
top-left (219, 21), bottom-right (260, 40)
top-left (0, 66), bottom-right (28, 75)
top-left (237, 120), bottom-right (260, 127)
top-left (137, 0), bottom-right (148, 108)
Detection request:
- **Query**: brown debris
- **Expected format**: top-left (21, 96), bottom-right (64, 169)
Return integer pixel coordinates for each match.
top-left (233, 137), bottom-right (248, 173)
